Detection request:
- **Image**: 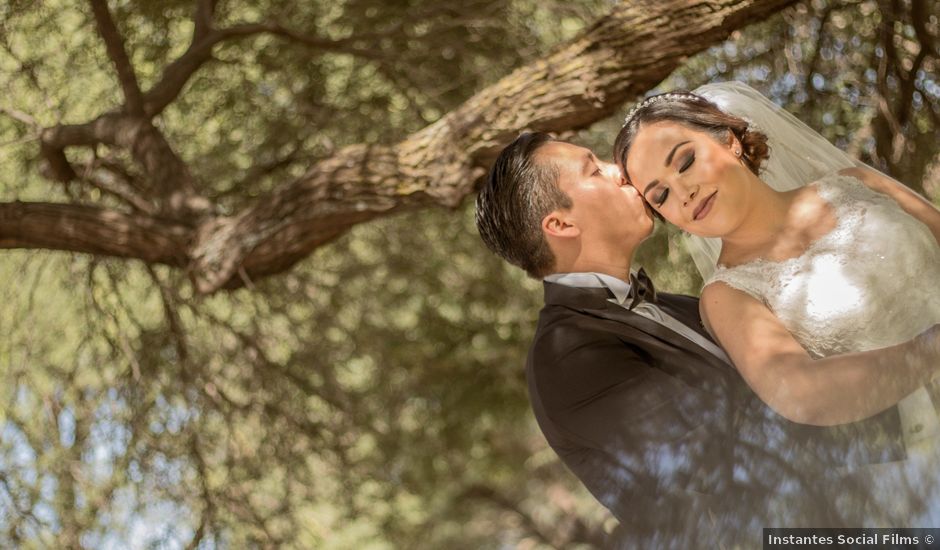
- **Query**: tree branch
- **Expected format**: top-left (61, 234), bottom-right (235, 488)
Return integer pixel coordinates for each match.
top-left (188, 0), bottom-right (800, 293)
top-left (803, 4), bottom-right (835, 98)
top-left (88, 0), bottom-right (145, 115)
top-left (76, 159), bottom-right (156, 214)
top-left (871, 0), bottom-right (904, 171)
top-left (142, 24), bottom-right (273, 117)
top-left (13, 0), bottom-right (800, 293)
top-left (0, 106), bottom-right (39, 128)
top-left (39, 114), bottom-right (212, 219)
top-left (911, 0), bottom-right (939, 58)
top-left (193, 0), bottom-right (220, 41)
top-left (143, 22), bottom-right (395, 117)
top-left (147, 265), bottom-right (190, 366)
top-left (260, 23), bottom-right (395, 61)
top-left (0, 201), bottom-right (190, 264)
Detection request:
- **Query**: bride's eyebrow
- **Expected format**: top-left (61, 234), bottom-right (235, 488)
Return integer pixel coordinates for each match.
top-left (642, 140), bottom-right (690, 196)
top-left (665, 140), bottom-right (690, 166)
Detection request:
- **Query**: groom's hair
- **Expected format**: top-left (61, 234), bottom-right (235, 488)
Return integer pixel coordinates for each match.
top-left (612, 92), bottom-right (770, 183)
top-left (476, 132), bottom-right (571, 279)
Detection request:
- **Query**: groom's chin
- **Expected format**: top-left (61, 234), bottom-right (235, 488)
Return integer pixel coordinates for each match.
top-left (636, 205), bottom-right (656, 238)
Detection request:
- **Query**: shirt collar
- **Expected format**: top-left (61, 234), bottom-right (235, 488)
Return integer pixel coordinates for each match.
top-left (543, 272), bottom-right (634, 305)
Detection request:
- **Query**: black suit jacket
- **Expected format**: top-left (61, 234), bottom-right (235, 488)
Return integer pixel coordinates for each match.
top-left (527, 281), bottom-right (904, 545)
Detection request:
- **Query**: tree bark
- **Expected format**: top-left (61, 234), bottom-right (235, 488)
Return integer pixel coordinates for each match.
top-left (0, 202), bottom-right (190, 264)
top-left (4, 0), bottom-right (798, 293)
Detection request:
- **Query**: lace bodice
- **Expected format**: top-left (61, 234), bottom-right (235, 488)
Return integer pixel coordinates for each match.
top-left (706, 173), bottom-right (940, 359)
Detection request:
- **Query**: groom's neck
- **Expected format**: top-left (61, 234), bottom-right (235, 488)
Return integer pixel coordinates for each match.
top-left (551, 239), bottom-right (637, 282)
top-left (562, 256), bottom-right (633, 282)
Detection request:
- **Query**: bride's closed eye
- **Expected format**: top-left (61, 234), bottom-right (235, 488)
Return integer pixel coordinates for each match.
top-left (652, 152), bottom-right (694, 207)
top-left (653, 187), bottom-right (669, 206)
top-left (678, 151), bottom-right (695, 173)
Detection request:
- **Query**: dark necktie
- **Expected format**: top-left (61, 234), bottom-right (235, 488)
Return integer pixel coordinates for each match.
top-left (627, 267), bottom-right (657, 310)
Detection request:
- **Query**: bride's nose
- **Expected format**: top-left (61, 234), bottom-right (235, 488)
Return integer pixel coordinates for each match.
top-left (680, 182), bottom-right (700, 207)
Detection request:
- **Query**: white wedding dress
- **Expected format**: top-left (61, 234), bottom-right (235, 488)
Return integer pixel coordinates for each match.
top-left (706, 171), bottom-right (940, 524)
top-left (707, 172), bottom-right (940, 443)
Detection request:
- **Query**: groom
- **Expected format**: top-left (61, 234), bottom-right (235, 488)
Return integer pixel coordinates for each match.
top-left (475, 133), bottom-right (916, 545)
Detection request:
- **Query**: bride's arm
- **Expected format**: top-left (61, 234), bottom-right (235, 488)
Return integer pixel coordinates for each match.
top-left (839, 166), bottom-right (940, 244)
top-left (700, 281), bottom-right (938, 427)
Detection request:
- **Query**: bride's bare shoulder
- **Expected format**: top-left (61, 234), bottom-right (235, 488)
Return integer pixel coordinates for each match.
top-left (835, 165), bottom-right (914, 200)
top-left (699, 280), bottom-right (770, 340)
top-left (700, 281), bottom-right (759, 316)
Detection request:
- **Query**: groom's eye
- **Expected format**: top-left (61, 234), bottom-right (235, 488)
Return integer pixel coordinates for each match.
top-left (678, 152), bottom-right (695, 173)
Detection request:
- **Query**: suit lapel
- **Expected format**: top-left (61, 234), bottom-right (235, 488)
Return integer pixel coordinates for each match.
top-left (599, 299), bottom-right (729, 368)
top-left (544, 281), bottom-right (727, 370)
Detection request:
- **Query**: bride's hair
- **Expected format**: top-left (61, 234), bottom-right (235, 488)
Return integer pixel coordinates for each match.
top-left (613, 92), bottom-right (770, 183)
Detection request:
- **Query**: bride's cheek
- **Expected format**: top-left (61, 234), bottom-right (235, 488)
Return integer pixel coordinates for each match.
top-left (709, 161), bottom-right (733, 183)
top-left (695, 158), bottom-right (721, 183)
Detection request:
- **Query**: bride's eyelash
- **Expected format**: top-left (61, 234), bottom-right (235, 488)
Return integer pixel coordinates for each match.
top-left (652, 151), bottom-right (693, 207)
top-left (678, 152), bottom-right (695, 173)
top-left (654, 188), bottom-right (669, 206)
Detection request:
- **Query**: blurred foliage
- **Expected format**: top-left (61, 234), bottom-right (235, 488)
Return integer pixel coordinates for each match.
top-left (1, 0), bottom-right (938, 548)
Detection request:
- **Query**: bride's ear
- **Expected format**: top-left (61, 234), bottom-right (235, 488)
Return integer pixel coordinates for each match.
top-left (726, 129), bottom-right (743, 158)
top-left (542, 211), bottom-right (580, 239)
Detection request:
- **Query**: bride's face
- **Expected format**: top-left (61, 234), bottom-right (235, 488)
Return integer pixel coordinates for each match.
top-left (624, 121), bottom-right (754, 238)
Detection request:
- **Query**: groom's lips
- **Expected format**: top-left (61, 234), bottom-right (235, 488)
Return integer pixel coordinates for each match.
top-left (693, 191), bottom-right (717, 221)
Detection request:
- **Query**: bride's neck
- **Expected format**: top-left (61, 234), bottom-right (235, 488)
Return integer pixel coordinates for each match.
top-left (721, 177), bottom-right (795, 256)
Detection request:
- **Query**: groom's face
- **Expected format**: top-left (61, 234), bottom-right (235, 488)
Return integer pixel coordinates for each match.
top-left (536, 141), bottom-right (653, 245)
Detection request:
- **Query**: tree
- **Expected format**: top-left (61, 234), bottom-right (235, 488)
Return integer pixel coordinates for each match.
top-left (2, 0), bottom-right (939, 548)
top-left (2, 0), bottom-right (797, 294)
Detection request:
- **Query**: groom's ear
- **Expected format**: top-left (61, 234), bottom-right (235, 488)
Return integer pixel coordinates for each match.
top-left (542, 210), bottom-right (580, 239)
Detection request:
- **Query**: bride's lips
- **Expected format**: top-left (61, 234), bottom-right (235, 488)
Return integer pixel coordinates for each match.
top-left (693, 191), bottom-right (717, 221)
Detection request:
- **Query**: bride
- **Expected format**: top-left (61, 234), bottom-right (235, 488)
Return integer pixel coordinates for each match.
top-left (612, 81), bottom-right (940, 524)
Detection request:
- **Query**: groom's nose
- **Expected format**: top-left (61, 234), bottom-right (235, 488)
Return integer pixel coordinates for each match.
top-left (601, 161), bottom-right (624, 184)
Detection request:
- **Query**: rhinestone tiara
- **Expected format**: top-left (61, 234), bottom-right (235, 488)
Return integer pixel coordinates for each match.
top-left (621, 92), bottom-right (704, 128)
